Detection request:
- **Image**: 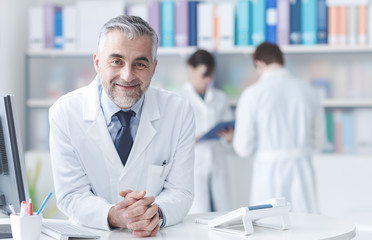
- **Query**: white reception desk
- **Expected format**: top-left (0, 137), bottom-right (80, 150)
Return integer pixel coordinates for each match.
top-left (0, 212), bottom-right (356, 240)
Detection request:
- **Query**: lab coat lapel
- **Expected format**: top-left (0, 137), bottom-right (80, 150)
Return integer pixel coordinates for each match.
top-left (185, 82), bottom-right (209, 110)
top-left (83, 76), bottom-right (123, 171)
top-left (204, 86), bottom-right (215, 104)
top-left (119, 88), bottom-right (160, 179)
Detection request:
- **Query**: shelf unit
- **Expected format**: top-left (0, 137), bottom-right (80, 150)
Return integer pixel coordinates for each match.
top-left (27, 45), bottom-right (372, 56)
top-left (26, 45), bottom-right (372, 108)
top-left (25, 45), bottom-right (372, 151)
top-left (322, 99), bottom-right (372, 108)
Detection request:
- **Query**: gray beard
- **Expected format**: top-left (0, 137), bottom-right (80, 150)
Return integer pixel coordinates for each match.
top-left (109, 87), bottom-right (142, 108)
top-left (102, 80), bottom-right (148, 109)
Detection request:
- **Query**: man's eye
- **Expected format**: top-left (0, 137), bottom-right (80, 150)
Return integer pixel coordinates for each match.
top-left (112, 59), bottom-right (122, 65)
top-left (135, 63), bottom-right (146, 69)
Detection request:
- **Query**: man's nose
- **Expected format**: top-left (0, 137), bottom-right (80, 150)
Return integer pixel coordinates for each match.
top-left (120, 65), bottom-right (135, 82)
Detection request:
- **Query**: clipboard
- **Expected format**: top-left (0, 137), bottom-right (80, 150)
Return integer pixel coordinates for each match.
top-left (208, 198), bottom-right (291, 236)
top-left (198, 120), bottom-right (235, 142)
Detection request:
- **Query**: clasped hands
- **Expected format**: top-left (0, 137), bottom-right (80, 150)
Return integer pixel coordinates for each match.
top-left (108, 189), bottom-right (160, 237)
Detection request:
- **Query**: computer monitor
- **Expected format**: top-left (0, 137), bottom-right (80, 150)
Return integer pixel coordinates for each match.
top-left (0, 94), bottom-right (29, 216)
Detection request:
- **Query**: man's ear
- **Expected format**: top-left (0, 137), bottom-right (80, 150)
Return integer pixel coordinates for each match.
top-left (254, 60), bottom-right (267, 77)
top-left (151, 59), bottom-right (158, 76)
top-left (254, 60), bottom-right (265, 68)
top-left (93, 53), bottom-right (100, 73)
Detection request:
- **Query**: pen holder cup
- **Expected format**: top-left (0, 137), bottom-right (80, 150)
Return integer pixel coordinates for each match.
top-left (10, 214), bottom-right (42, 240)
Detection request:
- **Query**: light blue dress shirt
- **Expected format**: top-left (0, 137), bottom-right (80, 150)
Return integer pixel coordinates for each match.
top-left (98, 81), bottom-right (144, 142)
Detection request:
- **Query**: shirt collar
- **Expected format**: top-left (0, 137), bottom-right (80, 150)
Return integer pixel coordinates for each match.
top-left (99, 80), bottom-right (144, 126)
top-left (185, 82), bottom-right (214, 102)
top-left (260, 67), bottom-right (290, 82)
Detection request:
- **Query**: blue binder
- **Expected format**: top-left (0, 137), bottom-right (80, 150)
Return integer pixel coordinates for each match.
top-left (236, 0), bottom-right (252, 46)
top-left (188, 1), bottom-right (198, 46)
top-left (161, 1), bottom-right (175, 47)
top-left (252, 0), bottom-right (266, 46)
top-left (301, 0), bottom-right (317, 45)
top-left (290, 0), bottom-right (301, 44)
top-left (317, 0), bottom-right (328, 44)
top-left (266, 0), bottom-right (277, 44)
top-left (54, 8), bottom-right (63, 48)
top-left (198, 121), bottom-right (235, 142)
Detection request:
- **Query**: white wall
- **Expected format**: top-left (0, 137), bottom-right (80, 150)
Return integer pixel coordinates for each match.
top-left (0, 0), bottom-right (32, 141)
top-left (0, 0), bottom-right (76, 145)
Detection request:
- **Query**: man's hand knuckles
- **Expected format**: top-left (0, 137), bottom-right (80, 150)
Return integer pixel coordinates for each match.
top-left (133, 231), bottom-right (152, 237)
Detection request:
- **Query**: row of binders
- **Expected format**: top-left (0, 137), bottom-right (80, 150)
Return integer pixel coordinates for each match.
top-left (327, 0), bottom-right (371, 46)
top-left (311, 74), bottom-right (372, 100)
top-left (325, 109), bottom-right (372, 154)
top-left (28, 0), bottom-right (372, 51)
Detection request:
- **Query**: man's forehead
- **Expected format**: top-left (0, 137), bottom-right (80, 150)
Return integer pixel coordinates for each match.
top-left (102, 33), bottom-right (152, 57)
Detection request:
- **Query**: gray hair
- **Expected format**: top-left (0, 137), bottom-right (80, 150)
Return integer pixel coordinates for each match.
top-left (98, 15), bottom-right (159, 62)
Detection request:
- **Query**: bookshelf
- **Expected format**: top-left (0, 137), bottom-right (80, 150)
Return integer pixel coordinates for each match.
top-left (27, 45), bottom-right (372, 56)
top-left (25, 47), bottom-right (372, 153)
top-left (25, 0), bottom-right (372, 154)
top-left (26, 46), bottom-right (372, 108)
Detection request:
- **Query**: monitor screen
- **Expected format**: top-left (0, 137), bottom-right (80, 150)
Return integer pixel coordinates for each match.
top-left (0, 95), bottom-right (29, 216)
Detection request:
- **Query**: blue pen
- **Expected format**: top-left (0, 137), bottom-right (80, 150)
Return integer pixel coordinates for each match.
top-left (36, 192), bottom-right (53, 215)
top-left (247, 204), bottom-right (273, 211)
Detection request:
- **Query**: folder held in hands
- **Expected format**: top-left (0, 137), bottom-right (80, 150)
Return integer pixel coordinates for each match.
top-left (198, 120), bottom-right (235, 142)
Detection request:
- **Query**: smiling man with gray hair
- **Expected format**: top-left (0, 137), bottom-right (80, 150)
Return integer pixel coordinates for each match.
top-left (49, 15), bottom-right (195, 237)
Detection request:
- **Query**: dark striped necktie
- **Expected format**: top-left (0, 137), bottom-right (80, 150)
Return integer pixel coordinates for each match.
top-left (114, 110), bottom-right (135, 166)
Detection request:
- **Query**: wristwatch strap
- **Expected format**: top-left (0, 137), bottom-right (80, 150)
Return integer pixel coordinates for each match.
top-left (158, 208), bottom-right (165, 228)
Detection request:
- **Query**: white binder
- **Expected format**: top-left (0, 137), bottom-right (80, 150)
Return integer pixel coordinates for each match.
top-left (208, 198), bottom-right (291, 236)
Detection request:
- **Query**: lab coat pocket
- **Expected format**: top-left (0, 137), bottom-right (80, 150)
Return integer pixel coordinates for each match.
top-left (146, 164), bottom-right (167, 197)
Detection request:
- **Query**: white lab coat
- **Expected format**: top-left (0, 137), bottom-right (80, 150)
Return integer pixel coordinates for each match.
top-left (233, 68), bottom-right (326, 213)
top-left (178, 82), bottom-right (234, 213)
top-left (49, 76), bottom-right (195, 230)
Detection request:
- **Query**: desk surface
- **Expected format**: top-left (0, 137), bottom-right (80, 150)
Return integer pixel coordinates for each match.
top-left (1, 212), bottom-right (356, 240)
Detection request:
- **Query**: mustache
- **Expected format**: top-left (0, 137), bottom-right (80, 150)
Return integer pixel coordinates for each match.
top-left (113, 80), bottom-right (141, 87)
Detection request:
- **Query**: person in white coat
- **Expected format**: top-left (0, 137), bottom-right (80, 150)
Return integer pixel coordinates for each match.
top-left (49, 15), bottom-right (195, 237)
top-left (233, 42), bottom-right (326, 213)
top-left (177, 50), bottom-right (234, 213)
